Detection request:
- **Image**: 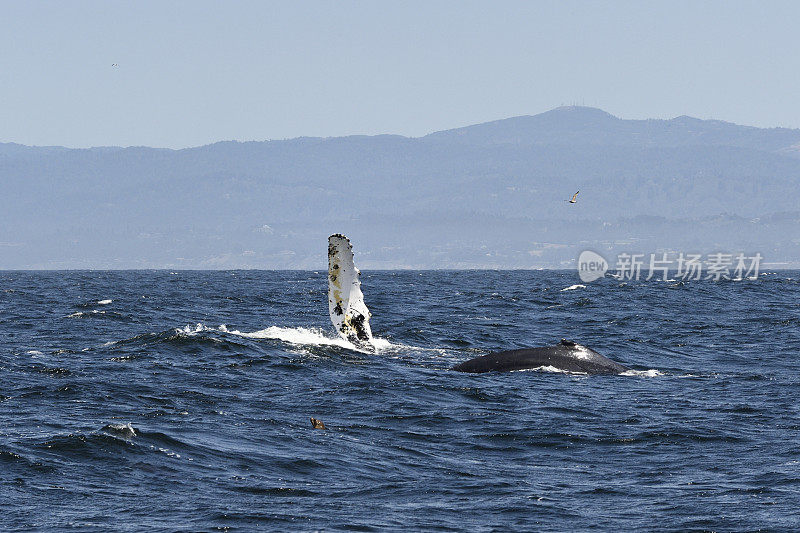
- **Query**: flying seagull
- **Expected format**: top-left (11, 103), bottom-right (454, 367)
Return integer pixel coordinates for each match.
top-left (567, 191), bottom-right (579, 204)
top-left (111, 63), bottom-right (119, 68)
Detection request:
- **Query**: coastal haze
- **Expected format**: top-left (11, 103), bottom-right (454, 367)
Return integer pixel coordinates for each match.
top-left (3, 106), bottom-right (800, 269)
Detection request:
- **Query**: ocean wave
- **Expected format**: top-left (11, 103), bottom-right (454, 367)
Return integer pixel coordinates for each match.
top-left (0, 447), bottom-right (54, 473)
top-left (32, 426), bottom-right (200, 465)
top-left (102, 326), bottom-right (251, 352)
top-left (102, 423), bottom-right (137, 438)
top-left (102, 323), bottom-right (396, 356)
top-left (38, 433), bottom-right (139, 456)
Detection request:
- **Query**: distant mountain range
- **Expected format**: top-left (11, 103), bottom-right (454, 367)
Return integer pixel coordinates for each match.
top-left (428, 106), bottom-right (800, 154)
top-left (2, 106), bottom-right (799, 269)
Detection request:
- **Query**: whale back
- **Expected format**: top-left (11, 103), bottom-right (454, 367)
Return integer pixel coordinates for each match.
top-left (452, 340), bottom-right (628, 374)
top-left (327, 234), bottom-right (373, 347)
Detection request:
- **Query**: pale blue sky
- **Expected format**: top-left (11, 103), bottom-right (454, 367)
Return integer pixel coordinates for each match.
top-left (2, 0), bottom-right (799, 148)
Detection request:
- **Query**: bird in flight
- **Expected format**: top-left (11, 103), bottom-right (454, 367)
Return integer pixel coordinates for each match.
top-left (111, 63), bottom-right (119, 68)
top-left (567, 191), bottom-right (579, 204)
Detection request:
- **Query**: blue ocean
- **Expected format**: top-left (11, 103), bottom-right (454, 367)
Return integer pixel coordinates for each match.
top-left (2, 270), bottom-right (799, 531)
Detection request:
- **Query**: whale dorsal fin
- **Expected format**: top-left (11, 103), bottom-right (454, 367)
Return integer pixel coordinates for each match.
top-left (327, 234), bottom-right (373, 348)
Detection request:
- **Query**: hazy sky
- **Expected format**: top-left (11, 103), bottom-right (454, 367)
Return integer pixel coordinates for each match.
top-left (2, 0), bottom-right (799, 148)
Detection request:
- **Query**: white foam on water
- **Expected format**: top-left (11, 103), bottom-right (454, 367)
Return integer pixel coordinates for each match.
top-left (177, 323), bottom-right (208, 335)
top-left (154, 446), bottom-right (181, 458)
top-left (223, 325), bottom-right (354, 347)
top-left (561, 284), bottom-right (586, 291)
top-left (168, 323), bottom-right (397, 354)
top-left (216, 324), bottom-right (392, 353)
top-left (369, 338), bottom-right (392, 350)
top-left (97, 299), bottom-right (113, 305)
top-left (25, 350), bottom-right (44, 356)
top-left (620, 369), bottom-right (662, 377)
top-left (104, 422), bottom-right (137, 438)
top-left (66, 310), bottom-right (106, 318)
top-left (513, 366), bottom-right (662, 377)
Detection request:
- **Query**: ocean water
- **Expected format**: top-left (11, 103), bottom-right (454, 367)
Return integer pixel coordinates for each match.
top-left (1, 270), bottom-right (799, 531)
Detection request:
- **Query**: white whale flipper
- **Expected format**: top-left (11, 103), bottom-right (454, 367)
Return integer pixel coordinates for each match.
top-left (328, 234), bottom-right (373, 349)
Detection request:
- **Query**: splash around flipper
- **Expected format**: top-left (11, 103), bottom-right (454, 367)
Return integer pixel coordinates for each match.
top-left (328, 234), bottom-right (374, 350)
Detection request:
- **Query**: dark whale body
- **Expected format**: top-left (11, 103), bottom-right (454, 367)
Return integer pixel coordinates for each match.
top-left (453, 340), bottom-right (629, 374)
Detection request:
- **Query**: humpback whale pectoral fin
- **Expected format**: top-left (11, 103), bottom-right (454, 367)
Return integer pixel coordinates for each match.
top-left (327, 234), bottom-right (374, 348)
